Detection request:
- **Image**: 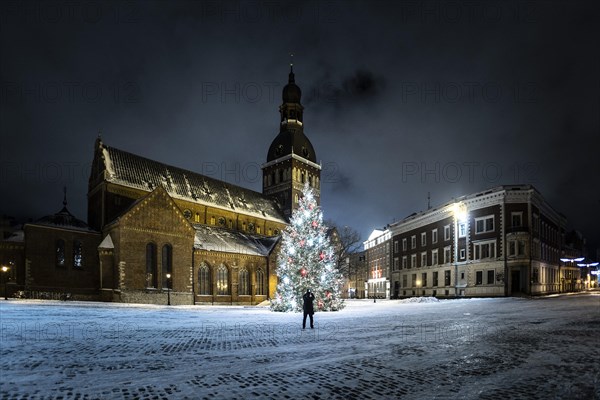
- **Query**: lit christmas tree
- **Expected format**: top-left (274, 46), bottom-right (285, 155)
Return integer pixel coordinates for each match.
top-left (270, 183), bottom-right (345, 312)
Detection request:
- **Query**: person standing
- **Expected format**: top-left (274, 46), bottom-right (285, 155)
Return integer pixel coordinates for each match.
top-left (302, 288), bottom-right (315, 329)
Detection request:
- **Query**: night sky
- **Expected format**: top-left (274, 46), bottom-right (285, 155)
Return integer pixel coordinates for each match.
top-left (1, 1), bottom-right (598, 253)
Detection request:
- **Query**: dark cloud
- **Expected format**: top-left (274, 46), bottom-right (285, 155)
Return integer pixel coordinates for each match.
top-left (0, 0), bottom-right (598, 252)
top-left (303, 68), bottom-right (385, 107)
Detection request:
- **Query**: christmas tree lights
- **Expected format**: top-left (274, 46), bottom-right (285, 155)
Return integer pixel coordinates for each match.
top-left (270, 183), bottom-right (345, 312)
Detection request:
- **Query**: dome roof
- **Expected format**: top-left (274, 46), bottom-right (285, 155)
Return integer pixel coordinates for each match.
top-left (267, 130), bottom-right (316, 163)
top-left (34, 206), bottom-right (95, 232)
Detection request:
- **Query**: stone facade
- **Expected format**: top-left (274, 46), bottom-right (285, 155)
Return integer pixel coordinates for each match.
top-left (366, 185), bottom-right (584, 299)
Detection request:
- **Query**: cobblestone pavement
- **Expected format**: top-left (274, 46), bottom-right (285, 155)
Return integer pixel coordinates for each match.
top-left (1, 295), bottom-right (599, 399)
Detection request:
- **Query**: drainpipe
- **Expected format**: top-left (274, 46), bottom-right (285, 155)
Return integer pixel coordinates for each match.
top-left (191, 248), bottom-right (195, 305)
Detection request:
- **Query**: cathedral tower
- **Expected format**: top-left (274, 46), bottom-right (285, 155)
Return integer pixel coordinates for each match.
top-left (262, 66), bottom-right (321, 218)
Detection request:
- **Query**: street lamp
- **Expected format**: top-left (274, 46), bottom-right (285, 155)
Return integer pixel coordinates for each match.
top-left (560, 257), bottom-right (584, 292)
top-left (166, 273), bottom-right (171, 306)
top-left (577, 262), bottom-right (599, 289)
top-left (1, 266), bottom-right (9, 300)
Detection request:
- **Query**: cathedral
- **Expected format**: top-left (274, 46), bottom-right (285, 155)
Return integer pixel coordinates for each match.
top-left (0, 67), bottom-right (322, 305)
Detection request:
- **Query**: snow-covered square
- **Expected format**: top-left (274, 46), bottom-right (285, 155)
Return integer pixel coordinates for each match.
top-left (1, 294), bottom-right (599, 399)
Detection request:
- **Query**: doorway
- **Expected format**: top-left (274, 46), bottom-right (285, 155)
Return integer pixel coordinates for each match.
top-left (511, 270), bottom-right (521, 294)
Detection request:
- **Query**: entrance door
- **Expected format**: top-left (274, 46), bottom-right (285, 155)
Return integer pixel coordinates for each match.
top-left (511, 270), bottom-right (521, 294)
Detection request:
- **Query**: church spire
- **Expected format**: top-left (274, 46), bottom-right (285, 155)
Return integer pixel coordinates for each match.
top-left (280, 59), bottom-right (303, 130)
top-left (263, 66), bottom-right (321, 218)
top-left (289, 53), bottom-right (295, 83)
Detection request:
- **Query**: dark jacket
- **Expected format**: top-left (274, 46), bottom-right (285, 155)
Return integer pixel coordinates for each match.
top-left (303, 291), bottom-right (315, 314)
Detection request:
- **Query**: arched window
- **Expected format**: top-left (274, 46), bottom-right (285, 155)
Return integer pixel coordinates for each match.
top-left (239, 268), bottom-right (249, 295)
top-left (217, 264), bottom-right (229, 295)
top-left (73, 240), bottom-right (83, 268)
top-left (256, 269), bottom-right (265, 295)
top-left (146, 243), bottom-right (157, 288)
top-left (162, 244), bottom-right (172, 289)
top-left (198, 263), bottom-right (211, 295)
top-left (56, 239), bottom-right (65, 267)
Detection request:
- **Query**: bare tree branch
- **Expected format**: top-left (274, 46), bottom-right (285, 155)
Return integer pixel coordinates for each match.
top-left (325, 221), bottom-right (362, 276)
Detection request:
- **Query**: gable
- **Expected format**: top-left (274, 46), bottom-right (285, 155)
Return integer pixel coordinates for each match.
top-left (118, 187), bottom-right (194, 238)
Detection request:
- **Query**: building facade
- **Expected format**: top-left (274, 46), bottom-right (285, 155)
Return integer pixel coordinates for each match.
top-left (0, 68), bottom-right (320, 305)
top-left (365, 185), bottom-right (585, 299)
top-left (364, 229), bottom-right (392, 299)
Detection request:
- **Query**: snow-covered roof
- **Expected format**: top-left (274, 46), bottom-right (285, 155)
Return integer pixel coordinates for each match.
top-left (193, 225), bottom-right (279, 256)
top-left (27, 206), bottom-right (98, 233)
top-left (98, 141), bottom-right (287, 224)
top-left (98, 234), bottom-right (114, 249)
top-left (3, 230), bottom-right (24, 243)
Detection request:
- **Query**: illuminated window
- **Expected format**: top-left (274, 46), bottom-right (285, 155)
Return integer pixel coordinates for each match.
top-left (239, 269), bottom-right (249, 295)
top-left (195, 213), bottom-right (201, 223)
top-left (73, 240), bottom-right (83, 268)
top-left (217, 265), bottom-right (229, 295)
top-left (198, 264), bottom-right (211, 295)
top-left (256, 269), bottom-right (265, 295)
top-left (459, 223), bottom-right (467, 237)
top-left (56, 239), bottom-right (65, 267)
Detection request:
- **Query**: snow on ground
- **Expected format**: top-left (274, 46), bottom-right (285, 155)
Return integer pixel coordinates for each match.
top-left (1, 294), bottom-right (599, 399)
